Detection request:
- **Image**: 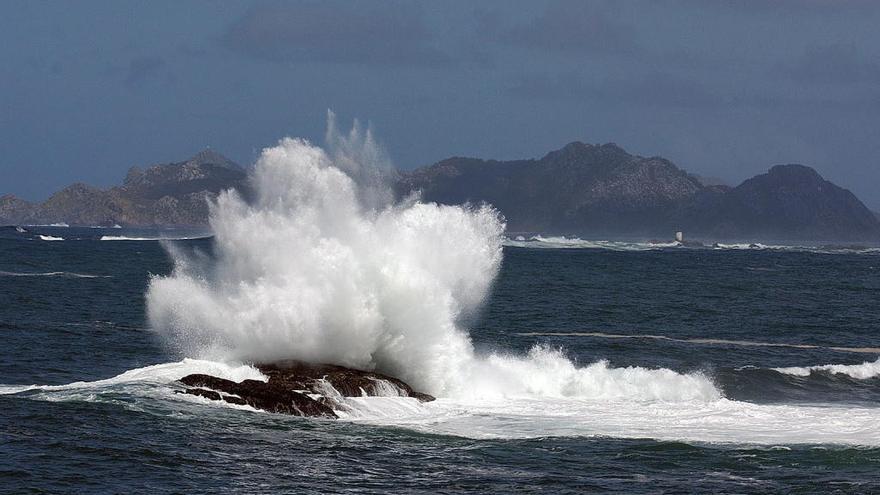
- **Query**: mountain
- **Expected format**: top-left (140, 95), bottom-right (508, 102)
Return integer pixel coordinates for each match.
top-left (399, 142), bottom-right (880, 241)
top-left (680, 165), bottom-right (880, 241)
top-left (2, 143), bottom-right (879, 241)
top-left (398, 142), bottom-right (702, 235)
top-left (0, 150), bottom-right (247, 227)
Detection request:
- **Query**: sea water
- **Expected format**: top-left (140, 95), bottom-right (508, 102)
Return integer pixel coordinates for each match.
top-left (2, 127), bottom-right (879, 492)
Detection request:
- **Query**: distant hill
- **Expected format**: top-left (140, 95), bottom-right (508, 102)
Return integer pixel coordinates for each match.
top-left (0, 150), bottom-right (247, 227)
top-left (680, 164), bottom-right (880, 241)
top-left (398, 142), bottom-right (703, 235)
top-left (398, 142), bottom-right (880, 241)
top-left (2, 143), bottom-right (879, 241)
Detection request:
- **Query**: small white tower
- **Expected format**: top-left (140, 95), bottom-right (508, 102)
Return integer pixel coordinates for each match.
top-left (675, 231), bottom-right (684, 243)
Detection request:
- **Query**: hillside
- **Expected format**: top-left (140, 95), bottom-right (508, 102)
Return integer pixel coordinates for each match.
top-left (0, 150), bottom-right (246, 227)
top-left (3, 143), bottom-right (879, 241)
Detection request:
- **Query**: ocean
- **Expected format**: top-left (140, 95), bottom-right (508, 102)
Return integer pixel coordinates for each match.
top-left (2, 225), bottom-right (879, 494)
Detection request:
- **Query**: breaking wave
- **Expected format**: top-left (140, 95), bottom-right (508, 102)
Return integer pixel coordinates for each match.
top-left (100, 235), bottom-right (210, 241)
top-left (124, 115), bottom-right (880, 446)
top-left (5, 356), bottom-right (880, 446)
top-left (38, 235), bottom-right (64, 241)
top-left (0, 359), bottom-right (265, 396)
top-left (504, 236), bottom-right (679, 251)
top-left (774, 357), bottom-right (880, 380)
top-left (147, 115), bottom-right (504, 396)
top-left (504, 236), bottom-right (880, 254)
top-left (0, 271), bottom-right (108, 279)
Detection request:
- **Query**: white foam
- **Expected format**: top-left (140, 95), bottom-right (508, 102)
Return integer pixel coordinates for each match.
top-left (338, 395), bottom-right (880, 446)
top-left (26, 223), bottom-right (70, 227)
top-left (504, 236), bottom-right (680, 251)
top-left (0, 359), bottom-right (265, 395)
top-left (0, 271), bottom-right (107, 278)
top-left (503, 237), bottom-right (880, 255)
top-left (100, 235), bottom-right (209, 241)
top-left (134, 117), bottom-right (880, 446)
top-left (147, 118), bottom-right (505, 396)
top-left (774, 357), bottom-right (880, 379)
top-left (4, 356), bottom-right (880, 446)
top-left (38, 235), bottom-right (64, 241)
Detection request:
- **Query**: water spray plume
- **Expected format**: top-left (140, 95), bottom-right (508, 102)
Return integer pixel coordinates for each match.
top-left (147, 115), bottom-right (717, 399)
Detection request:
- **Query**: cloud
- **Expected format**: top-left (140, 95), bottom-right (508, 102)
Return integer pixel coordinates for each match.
top-left (669, 0), bottom-right (880, 16)
top-left (124, 55), bottom-right (165, 86)
top-left (509, 72), bottom-right (720, 108)
top-left (784, 43), bottom-right (880, 85)
top-left (510, 69), bottom-right (880, 113)
top-left (221, 2), bottom-right (451, 68)
top-left (503, 0), bottom-right (638, 56)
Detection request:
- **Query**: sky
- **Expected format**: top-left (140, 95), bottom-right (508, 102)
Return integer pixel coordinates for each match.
top-left (1, 0), bottom-right (879, 209)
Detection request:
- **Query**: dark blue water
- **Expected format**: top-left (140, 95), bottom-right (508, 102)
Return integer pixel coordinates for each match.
top-left (2, 226), bottom-right (880, 493)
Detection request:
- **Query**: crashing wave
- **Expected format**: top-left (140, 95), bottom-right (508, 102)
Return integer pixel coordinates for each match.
top-left (504, 236), bottom-right (680, 251)
top-left (774, 357), bottom-right (880, 380)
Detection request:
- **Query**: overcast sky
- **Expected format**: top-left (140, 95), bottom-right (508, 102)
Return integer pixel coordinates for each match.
top-left (2, 0), bottom-right (879, 208)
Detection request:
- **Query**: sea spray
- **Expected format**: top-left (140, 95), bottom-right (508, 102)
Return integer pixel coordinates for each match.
top-left (147, 117), bottom-right (718, 399)
top-left (147, 118), bottom-right (504, 394)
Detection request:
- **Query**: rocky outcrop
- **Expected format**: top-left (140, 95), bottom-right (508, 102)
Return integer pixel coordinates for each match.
top-left (0, 194), bottom-right (38, 224)
top-left (679, 164), bottom-right (880, 241)
top-left (0, 150), bottom-right (246, 227)
top-left (399, 142), bottom-right (880, 241)
top-left (398, 142), bottom-right (703, 235)
top-left (3, 143), bottom-right (879, 240)
top-left (177, 360), bottom-right (435, 418)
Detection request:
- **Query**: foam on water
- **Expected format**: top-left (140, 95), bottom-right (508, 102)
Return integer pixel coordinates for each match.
top-left (38, 235), bottom-right (64, 241)
top-left (504, 236), bottom-right (880, 255)
top-left (6, 356), bottom-right (880, 446)
top-left (774, 357), bottom-right (880, 379)
top-left (341, 395), bottom-right (880, 446)
top-left (147, 116), bottom-right (503, 395)
top-left (0, 358), bottom-right (265, 395)
top-left (100, 235), bottom-right (209, 241)
top-left (0, 271), bottom-right (108, 278)
top-left (130, 116), bottom-right (880, 446)
top-left (504, 236), bottom-right (680, 251)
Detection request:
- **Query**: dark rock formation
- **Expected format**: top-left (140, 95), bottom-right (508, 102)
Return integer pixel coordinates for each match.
top-left (399, 142), bottom-right (880, 241)
top-left (177, 361), bottom-right (435, 418)
top-left (398, 142), bottom-right (702, 236)
top-left (0, 150), bottom-right (247, 227)
top-left (679, 164), bottom-right (880, 241)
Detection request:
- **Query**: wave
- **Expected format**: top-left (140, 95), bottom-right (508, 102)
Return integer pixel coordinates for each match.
top-left (774, 358), bottom-right (880, 380)
top-left (127, 116), bottom-right (880, 446)
top-left (0, 271), bottom-right (109, 278)
top-left (26, 222), bottom-right (69, 228)
top-left (4, 357), bottom-right (880, 446)
top-left (38, 235), bottom-right (64, 241)
top-left (504, 236), bottom-right (880, 254)
top-left (517, 331), bottom-right (880, 354)
top-left (0, 359), bottom-right (264, 396)
top-left (100, 235), bottom-right (210, 241)
top-left (146, 118), bottom-right (504, 396)
top-left (504, 236), bottom-right (680, 251)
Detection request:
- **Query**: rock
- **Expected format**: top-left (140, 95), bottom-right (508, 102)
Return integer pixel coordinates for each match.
top-left (177, 360), bottom-right (435, 418)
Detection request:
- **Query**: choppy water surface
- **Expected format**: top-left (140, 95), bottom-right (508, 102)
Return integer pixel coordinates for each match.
top-left (2, 226), bottom-right (880, 493)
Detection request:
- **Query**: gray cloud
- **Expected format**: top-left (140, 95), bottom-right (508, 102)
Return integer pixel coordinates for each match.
top-left (503, 0), bottom-right (638, 56)
top-left (509, 72), bottom-right (721, 109)
top-left (784, 44), bottom-right (880, 85)
top-left (124, 55), bottom-right (165, 86)
top-left (222, 2), bottom-right (451, 68)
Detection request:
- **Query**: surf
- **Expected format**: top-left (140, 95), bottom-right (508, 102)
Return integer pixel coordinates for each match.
top-left (76, 114), bottom-right (872, 446)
